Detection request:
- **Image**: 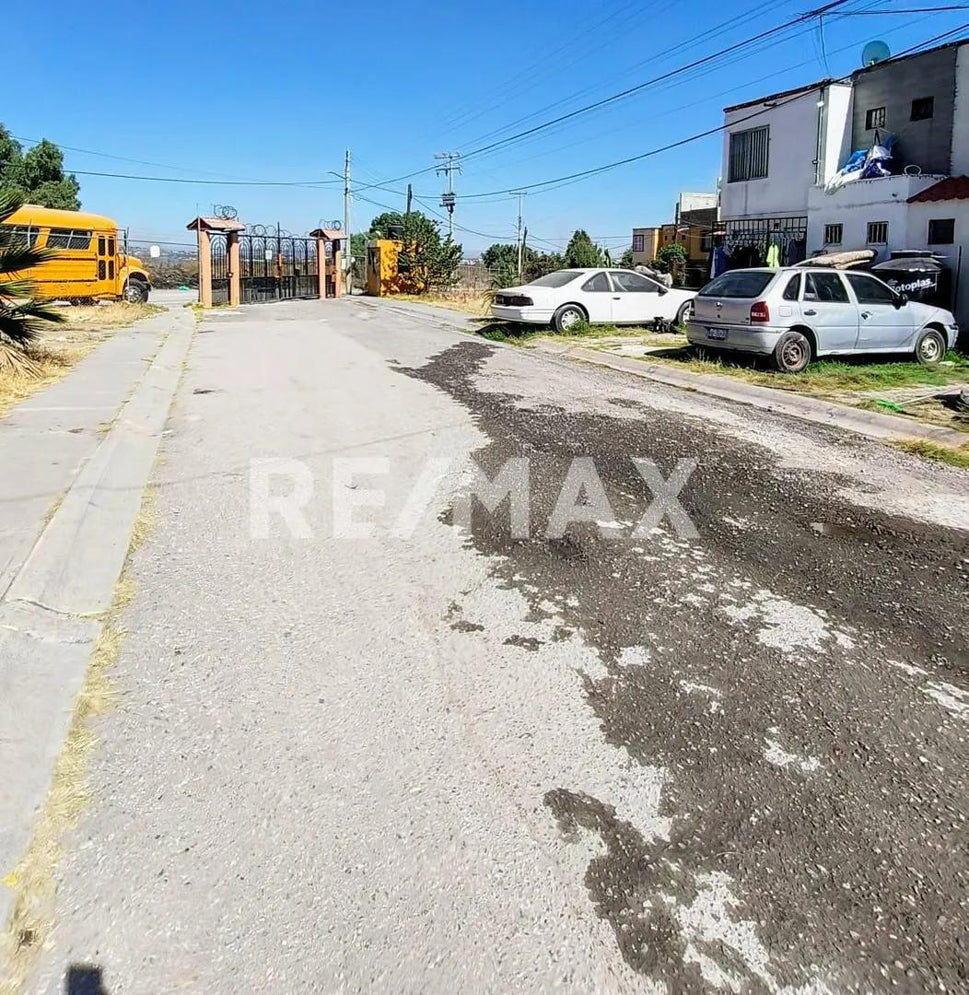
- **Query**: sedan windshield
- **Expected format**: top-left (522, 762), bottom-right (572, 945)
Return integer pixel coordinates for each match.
top-left (699, 271), bottom-right (775, 298)
top-left (527, 271), bottom-right (581, 288)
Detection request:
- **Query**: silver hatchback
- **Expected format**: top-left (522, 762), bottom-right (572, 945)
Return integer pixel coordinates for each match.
top-left (687, 267), bottom-right (959, 372)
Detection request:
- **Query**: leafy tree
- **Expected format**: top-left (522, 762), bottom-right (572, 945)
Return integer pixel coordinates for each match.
top-left (366, 210), bottom-right (461, 293)
top-left (0, 191), bottom-right (63, 373)
top-left (524, 251), bottom-right (563, 282)
top-left (619, 248), bottom-right (634, 268)
top-left (564, 229), bottom-right (604, 268)
top-left (482, 242), bottom-right (566, 287)
top-left (350, 232), bottom-right (367, 259)
top-left (430, 235), bottom-right (463, 290)
top-left (0, 126), bottom-right (80, 210)
top-left (482, 242), bottom-right (527, 288)
top-left (655, 243), bottom-right (687, 283)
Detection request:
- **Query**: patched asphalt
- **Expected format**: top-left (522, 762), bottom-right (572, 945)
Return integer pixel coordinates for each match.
top-left (400, 338), bottom-right (969, 994)
top-left (19, 299), bottom-right (969, 995)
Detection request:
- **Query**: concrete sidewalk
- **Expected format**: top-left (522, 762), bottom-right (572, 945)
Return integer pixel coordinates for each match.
top-left (0, 307), bottom-right (196, 930)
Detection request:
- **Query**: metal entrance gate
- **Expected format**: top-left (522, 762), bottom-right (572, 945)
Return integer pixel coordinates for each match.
top-left (210, 233), bottom-right (229, 304)
top-left (238, 224), bottom-right (319, 303)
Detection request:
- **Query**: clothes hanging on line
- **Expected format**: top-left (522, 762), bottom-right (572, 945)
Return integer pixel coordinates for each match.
top-left (766, 243), bottom-right (781, 268)
top-left (711, 244), bottom-right (730, 278)
top-left (784, 237), bottom-right (806, 265)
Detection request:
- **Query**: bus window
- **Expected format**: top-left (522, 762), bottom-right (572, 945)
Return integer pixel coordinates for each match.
top-left (109, 261), bottom-right (115, 279)
top-left (98, 261), bottom-right (106, 280)
top-left (98, 236), bottom-right (106, 255)
top-left (47, 228), bottom-right (93, 250)
top-left (108, 237), bottom-right (116, 256)
top-left (6, 225), bottom-right (39, 247)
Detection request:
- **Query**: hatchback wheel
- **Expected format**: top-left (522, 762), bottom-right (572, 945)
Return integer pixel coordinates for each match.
top-left (552, 304), bottom-right (586, 333)
top-left (771, 330), bottom-right (811, 373)
top-left (915, 327), bottom-right (945, 366)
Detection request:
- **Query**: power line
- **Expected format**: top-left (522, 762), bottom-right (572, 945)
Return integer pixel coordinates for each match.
top-left (456, 1), bottom-right (853, 164)
top-left (444, 0), bottom-right (885, 186)
top-left (355, 1), bottom-right (853, 193)
top-left (453, 0), bottom-right (779, 153)
top-left (66, 168), bottom-right (341, 188)
top-left (835, 3), bottom-right (969, 9)
top-left (11, 134), bottom-right (273, 183)
top-left (440, 0), bottom-right (670, 140)
top-left (437, 24), bottom-right (968, 201)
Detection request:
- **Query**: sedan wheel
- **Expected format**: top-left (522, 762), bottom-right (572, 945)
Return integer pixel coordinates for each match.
top-left (553, 304), bottom-right (585, 333)
top-left (771, 330), bottom-right (811, 373)
top-left (676, 300), bottom-right (694, 328)
top-left (915, 328), bottom-right (945, 366)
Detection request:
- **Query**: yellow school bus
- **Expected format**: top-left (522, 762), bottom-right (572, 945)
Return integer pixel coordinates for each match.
top-left (2, 205), bottom-right (152, 303)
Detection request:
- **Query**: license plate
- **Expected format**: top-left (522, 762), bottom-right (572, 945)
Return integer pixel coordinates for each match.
top-left (706, 327), bottom-right (728, 340)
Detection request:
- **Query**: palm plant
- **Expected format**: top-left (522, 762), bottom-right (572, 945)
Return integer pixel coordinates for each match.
top-left (0, 190), bottom-right (63, 374)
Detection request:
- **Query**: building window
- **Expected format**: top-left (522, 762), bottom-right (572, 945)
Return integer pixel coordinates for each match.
top-left (700, 233), bottom-right (713, 253)
top-left (823, 223), bottom-right (843, 245)
top-left (632, 234), bottom-right (645, 252)
top-left (728, 126), bottom-right (769, 182)
top-left (911, 96), bottom-right (934, 121)
top-left (927, 218), bottom-right (954, 244)
top-left (865, 107), bottom-right (886, 130)
top-left (866, 221), bottom-right (888, 245)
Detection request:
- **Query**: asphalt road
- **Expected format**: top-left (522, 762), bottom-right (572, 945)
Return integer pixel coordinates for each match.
top-left (25, 298), bottom-right (969, 994)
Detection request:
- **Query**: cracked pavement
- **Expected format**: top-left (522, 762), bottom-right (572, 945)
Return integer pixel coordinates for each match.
top-left (18, 298), bottom-right (969, 994)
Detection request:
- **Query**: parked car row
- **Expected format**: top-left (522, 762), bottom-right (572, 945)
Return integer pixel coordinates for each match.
top-left (490, 268), bottom-right (695, 332)
top-left (685, 267), bottom-right (958, 372)
top-left (491, 265), bottom-right (959, 372)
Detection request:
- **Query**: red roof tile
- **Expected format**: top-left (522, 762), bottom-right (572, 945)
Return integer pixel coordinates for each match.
top-left (907, 177), bottom-right (969, 203)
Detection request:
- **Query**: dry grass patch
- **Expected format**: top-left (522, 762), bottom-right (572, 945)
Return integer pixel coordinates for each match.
top-left (641, 347), bottom-right (969, 395)
top-left (388, 288), bottom-right (491, 316)
top-left (0, 302), bottom-right (161, 419)
top-left (893, 438), bottom-right (969, 469)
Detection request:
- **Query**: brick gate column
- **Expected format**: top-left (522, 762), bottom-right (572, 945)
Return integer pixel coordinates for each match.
top-left (316, 236), bottom-right (326, 298)
top-left (198, 229), bottom-right (212, 308)
top-left (227, 231), bottom-right (241, 306)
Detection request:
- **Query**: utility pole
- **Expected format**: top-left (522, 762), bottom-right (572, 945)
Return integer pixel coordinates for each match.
top-left (343, 148), bottom-right (352, 295)
top-left (512, 190), bottom-right (526, 282)
top-left (435, 152), bottom-right (461, 239)
top-left (406, 183), bottom-right (413, 215)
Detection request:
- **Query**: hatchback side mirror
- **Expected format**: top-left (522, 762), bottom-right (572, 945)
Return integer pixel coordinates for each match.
top-left (894, 292), bottom-right (909, 309)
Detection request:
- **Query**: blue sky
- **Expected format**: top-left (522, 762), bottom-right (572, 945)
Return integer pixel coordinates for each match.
top-left (5, 1), bottom-right (967, 256)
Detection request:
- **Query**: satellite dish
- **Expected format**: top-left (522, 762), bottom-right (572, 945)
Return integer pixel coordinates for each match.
top-left (862, 40), bottom-right (891, 67)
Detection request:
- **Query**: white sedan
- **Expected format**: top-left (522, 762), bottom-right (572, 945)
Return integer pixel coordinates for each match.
top-left (490, 267), bottom-right (696, 332)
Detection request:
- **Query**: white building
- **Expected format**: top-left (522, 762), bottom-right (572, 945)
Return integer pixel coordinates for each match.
top-left (718, 38), bottom-right (969, 333)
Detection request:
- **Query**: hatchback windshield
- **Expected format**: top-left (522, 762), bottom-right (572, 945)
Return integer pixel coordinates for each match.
top-left (527, 271), bottom-right (581, 288)
top-left (699, 270), bottom-right (775, 298)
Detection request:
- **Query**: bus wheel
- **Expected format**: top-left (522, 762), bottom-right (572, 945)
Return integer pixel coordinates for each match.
top-left (123, 280), bottom-right (148, 304)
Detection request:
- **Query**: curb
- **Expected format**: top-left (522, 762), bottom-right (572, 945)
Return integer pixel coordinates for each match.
top-left (356, 299), bottom-right (967, 451)
top-left (535, 342), bottom-right (968, 448)
top-left (0, 310), bottom-right (196, 929)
